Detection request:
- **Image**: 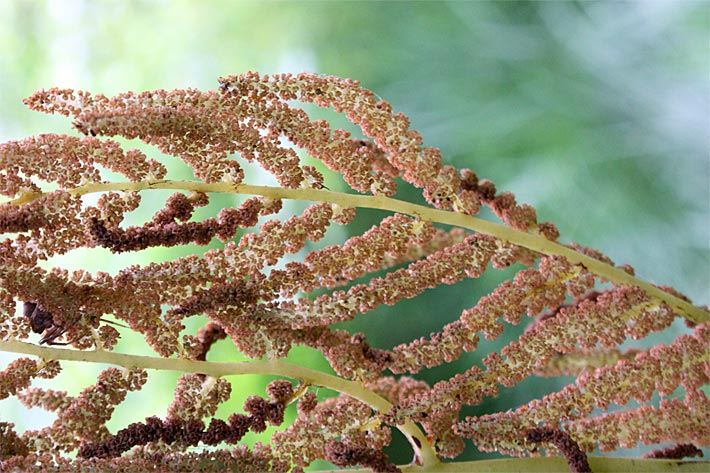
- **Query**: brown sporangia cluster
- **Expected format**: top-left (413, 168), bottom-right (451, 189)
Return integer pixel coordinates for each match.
top-left (168, 280), bottom-right (260, 319)
top-left (78, 379), bottom-right (294, 459)
top-left (0, 200), bottom-right (49, 233)
top-left (325, 440), bottom-right (399, 473)
top-left (0, 423), bottom-right (29, 459)
top-left (526, 428), bottom-right (591, 473)
top-left (0, 358), bottom-right (61, 401)
top-left (22, 301), bottom-right (59, 343)
top-left (0, 73), bottom-right (707, 472)
top-left (184, 321), bottom-right (227, 361)
top-left (644, 443), bottom-right (703, 460)
top-left (88, 193), bottom-right (262, 252)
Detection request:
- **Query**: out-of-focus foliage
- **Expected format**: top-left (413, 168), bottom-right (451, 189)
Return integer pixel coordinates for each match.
top-left (0, 0), bottom-right (707, 466)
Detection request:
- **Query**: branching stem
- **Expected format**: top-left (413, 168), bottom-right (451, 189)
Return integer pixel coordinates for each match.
top-left (0, 339), bottom-right (438, 468)
top-left (7, 179), bottom-right (708, 323)
top-left (2, 181), bottom-right (709, 470)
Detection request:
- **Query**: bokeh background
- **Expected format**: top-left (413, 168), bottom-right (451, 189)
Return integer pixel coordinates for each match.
top-left (1, 0), bottom-right (708, 468)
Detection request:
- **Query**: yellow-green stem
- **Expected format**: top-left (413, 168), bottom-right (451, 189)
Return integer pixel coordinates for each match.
top-left (0, 339), bottom-right (438, 468)
top-left (6, 179), bottom-right (708, 324)
top-left (3, 181), bottom-right (709, 470)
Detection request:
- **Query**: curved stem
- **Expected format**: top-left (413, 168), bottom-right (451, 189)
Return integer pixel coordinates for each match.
top-left (6, 179), bottom-right (707, 324)
top-left (0, 339), bottom-right (438, 468)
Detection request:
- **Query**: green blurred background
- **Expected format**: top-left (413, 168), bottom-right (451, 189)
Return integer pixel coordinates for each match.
top-left (0, 0), bottom-right (708, 467)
